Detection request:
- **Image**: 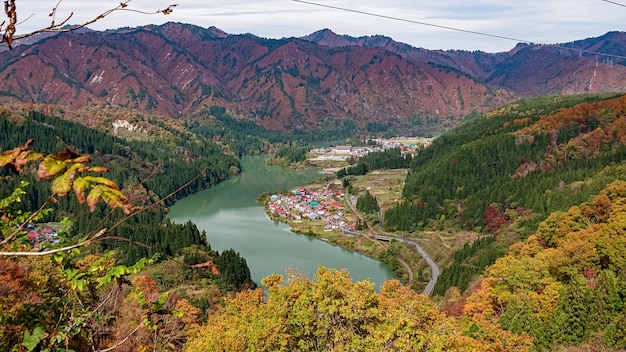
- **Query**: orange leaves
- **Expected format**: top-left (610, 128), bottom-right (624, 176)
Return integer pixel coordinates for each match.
top-left (190, 260), bottom-right (219, 275)
top-left (1, 141), bottom-right (131, 214)
top-left (187, 267), bottom-right (530, 352)
top-left (0, 139), bottom-right (43, 173)
top-left (160, 4), bottom-right (177, 15)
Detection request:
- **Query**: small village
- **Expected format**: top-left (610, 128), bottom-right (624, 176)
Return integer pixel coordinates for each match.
top-left (267, 182), bottom-right (355, 233)
top-left (25, 223), bottom-right (62, 250)
top-left (308, 137), bottom-right (432, 173)
top-left (268, 137), bottom-right (432, 231)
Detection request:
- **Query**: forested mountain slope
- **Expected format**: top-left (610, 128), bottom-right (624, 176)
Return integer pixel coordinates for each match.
top-left (0, 107), bottom-right (240, 263)
top-left (382, 93), bottom-right (626, 294)
top-left (0, 22), bottom-right (513, 132)
top-left (303, 30), bottom-right (626, 98)
top-left (387, 93), bottom-right (626, 232)
top-left (463, 180), bottom-right (626, 349)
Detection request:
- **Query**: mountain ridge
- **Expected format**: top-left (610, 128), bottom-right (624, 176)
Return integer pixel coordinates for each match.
top-left (1, 22), bottom-right (625, 131)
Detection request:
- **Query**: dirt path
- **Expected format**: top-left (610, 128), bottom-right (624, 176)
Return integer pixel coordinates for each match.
top-left (396, 256), bottom-right (414, 281)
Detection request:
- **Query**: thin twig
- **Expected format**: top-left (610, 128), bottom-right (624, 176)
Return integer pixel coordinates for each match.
top-left (1, 196), bottom-right (51, 245)
top-left (96, 323), bottom-right (142, 352)
top-left (107, 167), bottom-right (207, 234)
top-left (0, 228), bottom-right (106, 256)
top-left (98, 236), bottom-right (151, 249)
top-left (91, 166), bottom-right (161, 234)
top-left (3, 0), bottom-right (177, 48)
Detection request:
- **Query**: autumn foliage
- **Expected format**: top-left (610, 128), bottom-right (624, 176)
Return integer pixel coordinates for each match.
top-left (465, 180), bottom-right (626, 349)
top-left (186, 267), bottom-right (533, 351)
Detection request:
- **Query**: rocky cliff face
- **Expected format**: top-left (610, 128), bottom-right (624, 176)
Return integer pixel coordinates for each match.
top-left (1, 23), bottom-right (625, 131)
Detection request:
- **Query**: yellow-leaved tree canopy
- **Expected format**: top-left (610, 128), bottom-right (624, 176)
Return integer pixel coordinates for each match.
top-left (185, 266), bottom-right (532, 351)
top-left (464, 180), bottom-right (626, 350)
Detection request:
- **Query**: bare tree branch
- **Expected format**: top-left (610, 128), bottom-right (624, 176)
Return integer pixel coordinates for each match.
top-left (1, 0), bottom-right (178, 49)
top-left (96, 323), bottom-right (142, 352)
top-left (0, 228), bottom-right (107, 256)
top-left (0, 196), bottom-right (50, 245)
top-left (106, 167), bottom-right (207, 234)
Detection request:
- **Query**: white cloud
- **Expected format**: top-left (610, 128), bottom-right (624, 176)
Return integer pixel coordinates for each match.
top-left (12, 0), bottom-right (626, 52)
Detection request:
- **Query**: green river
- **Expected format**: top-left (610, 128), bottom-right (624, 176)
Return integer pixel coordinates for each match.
top-left (167, 155), bottom-right (396, 289)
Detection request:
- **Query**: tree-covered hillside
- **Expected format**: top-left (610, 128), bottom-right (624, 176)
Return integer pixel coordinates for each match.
top-left (382, 93), bottom-right (626, 294)
top-left (463, 180), bottom-right (626, 350)
top-left (386, 93), bottom-right (626, 232)
top-left (0, 108), bottom-right (240, 264)
top-left (186, 106), bottom-right (357, 157)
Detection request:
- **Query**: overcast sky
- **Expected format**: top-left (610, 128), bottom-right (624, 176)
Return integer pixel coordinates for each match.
top-left (13, 0), bottom-right (626, 52)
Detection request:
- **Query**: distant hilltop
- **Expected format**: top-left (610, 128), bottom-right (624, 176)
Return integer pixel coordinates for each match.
top-left (1, 23), bottom-right (625, 132)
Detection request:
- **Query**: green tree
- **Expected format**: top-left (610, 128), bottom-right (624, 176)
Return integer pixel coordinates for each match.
top-left (551, 276), bottom-right (592, 345)
top-left (356, 190), bottom-right (379, 214)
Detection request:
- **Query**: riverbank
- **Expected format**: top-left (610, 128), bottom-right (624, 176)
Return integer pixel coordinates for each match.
top-left (264, 179), bottom-right (388, 257)
top-left (262, 172), bottom-right (429, 290)
top-left (167, 155), bottom-right (397, 290)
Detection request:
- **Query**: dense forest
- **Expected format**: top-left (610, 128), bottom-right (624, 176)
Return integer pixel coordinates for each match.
top-left (382, 93), bottom-right (626, 292)
top-left (337, 147), bottom-right (413, 178)
top-left (4, 91), bottom-right (626, 350)
top-left (186, 106), bottom-right (357, 157)
top-left (0, 109), bottom-right (243, 264)
top-left (386, 93), bottom-right (626, 232)
top-left (458, 180), bottom-right (626, 349)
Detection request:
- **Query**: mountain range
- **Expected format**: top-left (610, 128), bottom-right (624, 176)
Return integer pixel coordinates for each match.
top-left (1, 22), bottom-right (625, 131)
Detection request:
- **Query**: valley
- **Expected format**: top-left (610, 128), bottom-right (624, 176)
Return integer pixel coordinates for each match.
top-left (2, 20), bottom-right (626, 351)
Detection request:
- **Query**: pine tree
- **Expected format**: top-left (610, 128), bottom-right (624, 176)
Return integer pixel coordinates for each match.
top-left (552, 276), bottom-right (592, 344)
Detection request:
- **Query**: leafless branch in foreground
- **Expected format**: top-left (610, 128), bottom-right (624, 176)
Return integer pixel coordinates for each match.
top-left (1, 0), bottom-right (177, 49)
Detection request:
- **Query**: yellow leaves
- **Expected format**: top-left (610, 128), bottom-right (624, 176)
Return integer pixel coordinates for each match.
top-left (0, 139), bottom-right (43, 173)
top-left (536, 205), bottom-right (588, 247)
top-left (508, 235), bottom-right (543, 258)
top-left (187, 267), bottom-right (525, 351)
top-left (0, 143), bottom-right (131, 214)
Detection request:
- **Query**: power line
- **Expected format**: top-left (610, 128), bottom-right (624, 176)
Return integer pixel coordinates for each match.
top-left (291, 0), bottom-right (626, 60)
top-left (600, 0), bottom-right (626, 8)
top-left (291, 0), bottom-right (535, 45)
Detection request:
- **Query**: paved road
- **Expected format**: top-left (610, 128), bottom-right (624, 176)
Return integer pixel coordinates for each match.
top-left (398, 237), bottom-right (440, 296)
top-left (344, 188), bottom-right (440, 295)
top-left (378, 205), bottom-right (440, 295)
top-left (374, 234), bottom-right (440, 296)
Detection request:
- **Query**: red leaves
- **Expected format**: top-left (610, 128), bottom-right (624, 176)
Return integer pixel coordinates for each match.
top-left (483, 204), bottom-right (507, 233)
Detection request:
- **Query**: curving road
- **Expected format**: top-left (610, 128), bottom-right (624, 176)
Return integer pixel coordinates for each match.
top-left (398, 237), bottom-right (440, 296)
top-left (345, 189), bottom-right (440, 295)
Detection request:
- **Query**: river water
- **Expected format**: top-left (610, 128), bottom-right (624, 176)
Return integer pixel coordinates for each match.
top-left (167, 155), bottom-right (396, 289)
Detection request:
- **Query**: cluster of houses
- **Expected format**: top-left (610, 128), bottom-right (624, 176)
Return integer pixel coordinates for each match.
top-left (26, 223), bottom-right (61, 250)
top-left (372, 136), bottom-right (433, 153)
top-left (267, 183), bottom-right (356, 232)
top-left (308, 145), bottom-right (382, 162)
top-left (309, 137), bottom-right (433, 164)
